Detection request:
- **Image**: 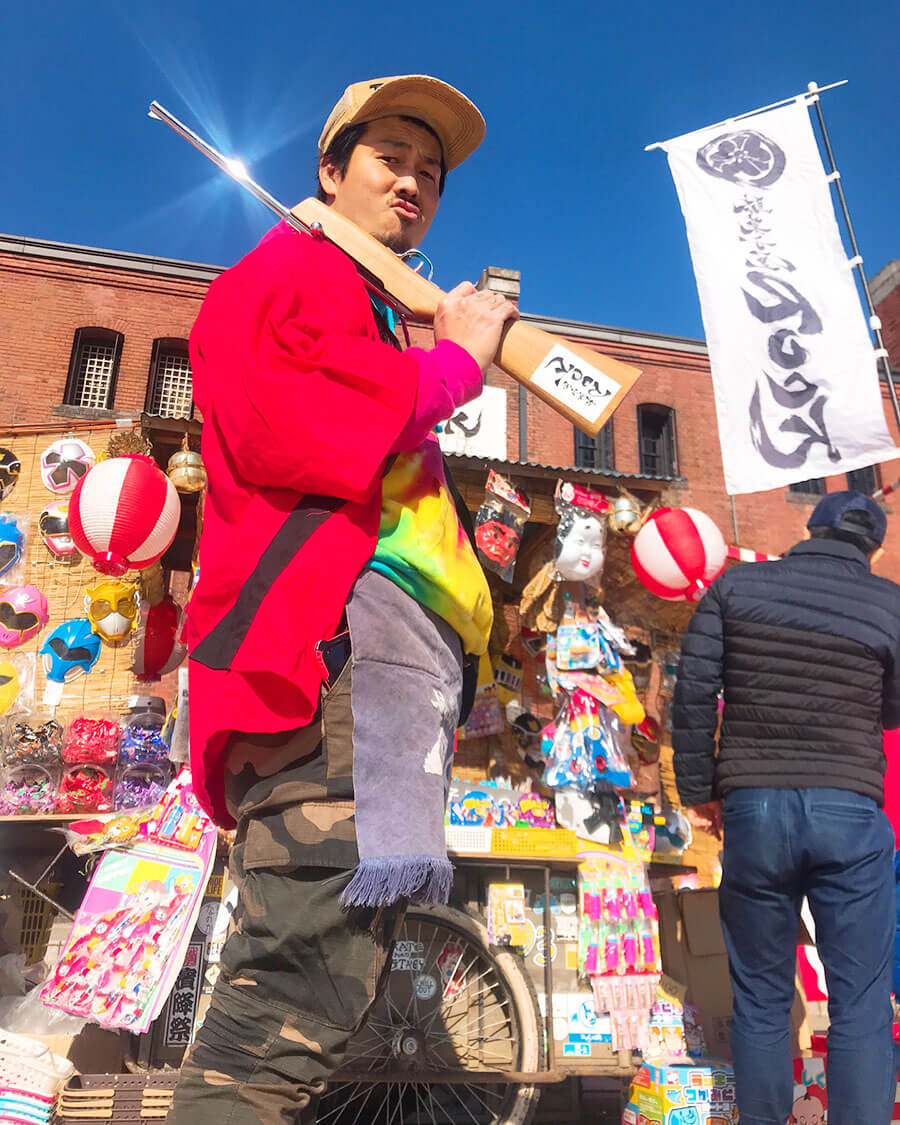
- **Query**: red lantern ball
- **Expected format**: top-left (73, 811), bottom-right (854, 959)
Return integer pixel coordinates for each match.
top-left (631, 507), bottom-right (726, 602)
top-left (130, 596), bottom-right (187, 682)
top-left (68, 456), bottom-right (180, 577)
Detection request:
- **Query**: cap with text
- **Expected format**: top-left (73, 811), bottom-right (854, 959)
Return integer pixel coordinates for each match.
top-left (318, 75), bottom-right (485, 172)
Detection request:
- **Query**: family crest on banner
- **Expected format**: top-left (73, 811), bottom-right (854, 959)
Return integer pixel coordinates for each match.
top-left (659, 97), bottom-right (897, 496)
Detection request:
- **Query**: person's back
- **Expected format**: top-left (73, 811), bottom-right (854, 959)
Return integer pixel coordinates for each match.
top-left (672, 491), bottom-right (900, 1125)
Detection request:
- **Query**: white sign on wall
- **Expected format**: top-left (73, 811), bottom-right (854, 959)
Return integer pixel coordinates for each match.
top-left (437, 384), bottom-right (508, 461)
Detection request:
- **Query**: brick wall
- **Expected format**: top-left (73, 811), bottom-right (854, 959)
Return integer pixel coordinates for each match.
top-left (4, 238), bottom-right (900, 581)
top-left (0, 249), bottom-right (209, 426)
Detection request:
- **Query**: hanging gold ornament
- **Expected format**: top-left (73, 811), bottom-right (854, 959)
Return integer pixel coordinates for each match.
top-left (167, 434), bottom-right (207, 493)
top-left (140, 561), bottom-right (167, 607)
top-left (609, 494), bottom-right (643, 534)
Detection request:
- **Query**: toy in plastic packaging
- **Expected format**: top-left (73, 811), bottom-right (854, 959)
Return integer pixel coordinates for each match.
top-left (509, 710), bottom-right (545, 769)
top-left (474, 471), bottom-right (530, 582)
top-left (120, 696), bottom-right (170, 765)
top-left (487, 883), bottom-right (529, 947)
top-left (553, 480), bottom-right (608, 584)
top-left (142, 768), bottom-right (208, 850)
top-left (62, 717), bottom-right (120, 765)
top-left (0, 447), bottom-right (21, 502)
top-left (459, 652), bottom-right (504, 740)
top-left (543, 689), bottom-right (632, 790)
top-left (515, 791), bottom-right (556, 828)
top-left (492, 652), bottom-right (522, 706)
top-left (63, 807), bottom-right (156, 855)
top-left (0, 515), bottom-right (25, 581)
top-left (3, 718), bottom-right (63, 768)
top-left (0, 764), bottom-right (58, 815)
top-left (84, 578), bottom-right (140, 646)
top-left (39, 437), bottom-right (95, 494)
top-left (0, 585), bottom-right (49, 649)
top-left (57, 763), bottom-right (114, 814)
top-left (115, 763), bottom-right (170, 811)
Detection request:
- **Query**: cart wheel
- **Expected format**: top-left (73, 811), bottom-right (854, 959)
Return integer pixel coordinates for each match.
top-left (318, 903), bottom-right (542, 1125)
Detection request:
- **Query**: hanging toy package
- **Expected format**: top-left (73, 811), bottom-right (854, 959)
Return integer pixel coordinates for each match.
top-left (474, 471), bottom-right (531, 582)
top-left (543, 689), bottom-right (632, 791)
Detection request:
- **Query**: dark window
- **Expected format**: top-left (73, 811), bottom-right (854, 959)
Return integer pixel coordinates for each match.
top-left (846, 465), bottom-right (878, 495)
top-left (146, 338), bottom-right (193, 419)
top-left (63, 328), bottom-right (123, 409)
top-left (637, 405), bottom-right (678, 477)
top-left (789, 478), bottom-right (826, 495)
top-left (574, 420), bottom-right (614, 471)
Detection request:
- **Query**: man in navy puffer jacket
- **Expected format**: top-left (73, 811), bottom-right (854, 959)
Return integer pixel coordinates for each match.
top-left (673, 491), bottom-right (900, 1125)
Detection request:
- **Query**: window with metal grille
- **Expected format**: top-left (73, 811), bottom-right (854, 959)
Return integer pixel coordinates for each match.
top-left (789, 478), bottom-right (826, 495)
top-left (574, 420), bottom-right (614, 471)
top-left (63, 328), bottom-right (123, 409)
top-left (637, 405), bottom-right (678, 477)
top-left (846, 465), bottom-right (878, 495)
top-left (146, 339), bottom-right (193, 419)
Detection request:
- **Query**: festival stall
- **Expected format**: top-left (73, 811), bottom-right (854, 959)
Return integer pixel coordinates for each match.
top-left (0, 417), bottom-right (742, 1125)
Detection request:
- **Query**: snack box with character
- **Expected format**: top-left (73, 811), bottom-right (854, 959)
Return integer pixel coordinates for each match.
top-left (623, 1058), bottom-right (737, 1124)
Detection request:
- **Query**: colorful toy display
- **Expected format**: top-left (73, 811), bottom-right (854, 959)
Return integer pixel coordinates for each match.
top-left (39, 438), bottom-right (96, 494)
top-left (631, 506), bottom-right (727, 602)
top-left (0, 447), bottom-right (21, 501)
top-left (0, 585), bottom-right (49, 648)
top-left (38, 501), bottom-right (77, 558)
top-left (39, 619), bottom-right (102, 683)
top-left (68, 455), bottom-right (180, 575)
top-left (84, 578), bottom-right (140, 645)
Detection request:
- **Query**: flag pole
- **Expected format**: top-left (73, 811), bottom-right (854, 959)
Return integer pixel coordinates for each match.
top-left (806, 81), bottom-right (900, 434)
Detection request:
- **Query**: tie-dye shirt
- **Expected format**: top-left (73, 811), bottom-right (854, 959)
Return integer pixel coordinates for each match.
top-left (370, 434), bottom-right (493, 655)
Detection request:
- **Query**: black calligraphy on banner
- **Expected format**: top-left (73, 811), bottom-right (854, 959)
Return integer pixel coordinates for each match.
top-left (696, 130), bottom-right (840, 469)
top-left (164, 942), bottom-right (203, 1047)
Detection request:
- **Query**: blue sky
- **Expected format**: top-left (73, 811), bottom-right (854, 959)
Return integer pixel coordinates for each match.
top-left (4, 0), bottom-right (897, 339)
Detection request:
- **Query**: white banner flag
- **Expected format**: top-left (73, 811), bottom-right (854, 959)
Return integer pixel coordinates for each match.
top-left (662, 99), bottom-right (897, 495)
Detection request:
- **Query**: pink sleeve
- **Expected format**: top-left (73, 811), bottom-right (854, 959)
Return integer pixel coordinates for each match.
top-left (390, 340), bottom-right (483, 452)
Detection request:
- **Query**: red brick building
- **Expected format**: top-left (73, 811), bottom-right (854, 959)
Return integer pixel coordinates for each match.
top-left (2, 232), bottom-right (900, 576)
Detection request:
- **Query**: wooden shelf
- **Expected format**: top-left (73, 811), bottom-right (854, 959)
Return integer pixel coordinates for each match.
top-left (0, 814), bottom-right (83, 823)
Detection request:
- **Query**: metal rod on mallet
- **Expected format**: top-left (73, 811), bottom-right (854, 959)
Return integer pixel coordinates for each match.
top-left (147, 101), bottom-right (405, 312)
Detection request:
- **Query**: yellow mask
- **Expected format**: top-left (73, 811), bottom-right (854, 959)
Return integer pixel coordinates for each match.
top-left (84, 579), bottom-right (140, 645)
top-left (0, 660), bottom-right (21, 715)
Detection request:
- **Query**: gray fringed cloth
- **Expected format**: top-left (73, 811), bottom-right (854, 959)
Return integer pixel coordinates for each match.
top-left (341, 569), bottom-right (463, 908)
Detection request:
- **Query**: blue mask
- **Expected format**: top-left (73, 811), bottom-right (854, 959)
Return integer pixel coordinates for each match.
top-left (0, 518), bottom-right (24, 579)
top-left (39, 618), bottom-right (101, 683)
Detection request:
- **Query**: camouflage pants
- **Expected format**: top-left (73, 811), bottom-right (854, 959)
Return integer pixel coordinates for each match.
top-left (168, 660), bottom-right (405, 1125)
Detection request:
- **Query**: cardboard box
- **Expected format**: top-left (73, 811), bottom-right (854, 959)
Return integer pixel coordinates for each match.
top-left (656, 888), bottom-right (811, 1063)
top-left (623, 1058), bottom-right (737, 1124)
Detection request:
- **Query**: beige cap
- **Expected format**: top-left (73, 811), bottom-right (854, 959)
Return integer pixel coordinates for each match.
top-left (318, 75), bottom-right (485, 172)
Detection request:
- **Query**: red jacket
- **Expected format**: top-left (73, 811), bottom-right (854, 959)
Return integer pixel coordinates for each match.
top-left (186, 222), bottom-right (480, 824)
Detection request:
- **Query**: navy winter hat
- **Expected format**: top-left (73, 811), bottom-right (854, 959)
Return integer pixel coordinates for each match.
top-left (807, 489), bottom-right (887, 545)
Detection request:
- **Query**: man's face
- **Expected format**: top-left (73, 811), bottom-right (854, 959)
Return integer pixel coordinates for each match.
top-left (319, 116), bottom-right (442, 252)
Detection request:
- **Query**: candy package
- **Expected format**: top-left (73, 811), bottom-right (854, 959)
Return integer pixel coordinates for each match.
top-left (57, 763), bottom-right (114, 814)
top-left (0, 763), bottom-right (58, 815)
top-left (120, 696), bottom-right (170, 766)
top-left (474, 471), bottom-right (530, 582)
top-left (2, 717), bottom-right (63, 767)
top-left (142, 768), bottom-right (208, 851)
top-left (114, 763), bottom-right (171, 811)
top-left (62, 718), bottom-right (120, 766)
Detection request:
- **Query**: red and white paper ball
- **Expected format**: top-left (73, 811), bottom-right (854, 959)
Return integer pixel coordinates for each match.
top-left (69, 456), bottom-right (180, 577)
top-left (631, 507), bottom-right (726, 602)
top-left (130, 595), bottom-right (187, 682)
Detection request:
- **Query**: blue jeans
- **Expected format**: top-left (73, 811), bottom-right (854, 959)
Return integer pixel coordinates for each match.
top-left (719, 787), bottom-right (895, 1125)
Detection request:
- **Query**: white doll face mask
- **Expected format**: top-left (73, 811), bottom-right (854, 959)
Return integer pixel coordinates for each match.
top-left (555, 514), bottom-right (606, 582)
